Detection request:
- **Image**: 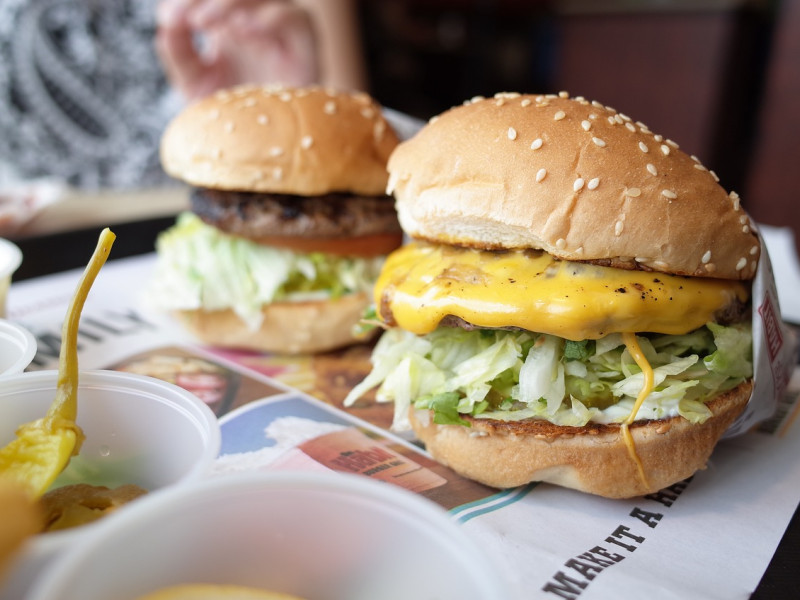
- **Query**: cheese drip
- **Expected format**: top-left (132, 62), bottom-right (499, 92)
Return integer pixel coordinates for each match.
top-left (376, 242), bottom-right (749, 340)
top-left (621, 332), bottom-right (655, 489)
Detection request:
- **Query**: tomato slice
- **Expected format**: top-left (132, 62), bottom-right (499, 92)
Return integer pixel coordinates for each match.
top-left (251, 232), bottom-right (404, 257)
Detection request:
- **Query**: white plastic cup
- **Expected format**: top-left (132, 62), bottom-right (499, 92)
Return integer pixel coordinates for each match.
top-left (0, 319), bottom-right (36, 376)
top-left (0, 370), bottom-right (221, 600)
top-left (0, 238), bottom-right (22, 318)
top-left (26, 472), bottom-right (511, 600)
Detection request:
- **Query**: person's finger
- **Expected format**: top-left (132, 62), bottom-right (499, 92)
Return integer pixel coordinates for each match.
top-left (187, 0), bottom-right (286, 29)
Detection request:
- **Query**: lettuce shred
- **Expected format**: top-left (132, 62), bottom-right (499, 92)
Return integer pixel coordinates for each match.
top-left (146, 212), bottom-right (386, 330)
top-left (343, 323), bottom-right (752, 431)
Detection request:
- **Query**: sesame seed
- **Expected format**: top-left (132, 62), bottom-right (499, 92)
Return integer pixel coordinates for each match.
top-left (574, 178), bottom-right (585, 191)
top-left (607, 116), bottom-right (616, 125)
top-left (702, 250), bottom-right (712, 264)
top-left (273, 166), bottom-right (283, 180)
top-left (743, 225), bottom-right (750, 234)
top-left (530, 138), bottom-right (543, 150)
top-left (647, 164), bottom-right (658, 176)
top-left (662, 189), bottom-right (677, 199)
top-left (592, 137), bottom-right (606, 147)
top-left (739, 215), bottom-right (748, 225)
top-left (750, 246), bottom-right (759, 255)
top-left (470, 95), bottom-right (485, 103)
top-left (301, 135), bottom-right (314, 149)
top-left (257, 114), bottom-right (269, 125)
top-left (736, 257), bottom-right (747, 271)
top-left (323, 101), bottom-right (337, 114)
top-left (576, 246), bottom-right (584, 254)
top-left (661, 144), bottom-right (670, 156)
top-left (279, 92), bottom-right (292, 102)
top-left (521, 98), bottom-right (532, 107)
top-left (536, 168), bottom-right (547, 182)
top-left (614, 114), bottom-right (624, 124)
top-left (710, 170), bottom-right (720, 182)
top-left (625, 122), bottom-right (636, 132)
top-left (751, 260), bottom-right (757, 272)
top-left (508, 127), bottom-right (518, 140)
top-left (619, 113), bottom-right (632, 122)
top-left (625, 187), bottom-right (641, 197)
top-left (589, 113), bottom-right (598, 120)
top-left (269, 146), bottom-right (284, 157)
top-left (705, 263), bottom-right (717, 274)
top-left (559, 90), bottom-right (569, 98)
top-left (495, 98), bottom-right (505, 106)
top-left (224, 121), bottom-right (235, 133)
top-left (374, 120), bottom-right (386, 139)
top-left (691, 155), bottom-right (701, 163)
top-left (556, 238), bottom-right (567, 249)
top-left (429, 115), bottom-right (439, 124)
top-left (615, 220), bottom-right (624, 236)
top-left (606, 105), bottom-right (617, 114)
top-left (654, 135), bottom-right (663, 143)
top-left (588, 177), bottom-right (600, 190)
top-left (581, 120), bottom-right (591, 131)
top-left (638, 142), bottom-right (649, 153)
top-left (694, 164), bottom-right (708, 172)
top-left (554, 110), bottom-right (566, 121)
top-left (208, 109), bottom-right (220, 120)
top-left (361, 107), bottom-right (375, 119)
top-left (666, 139), bottom-right (679, 148)
top-left (243, 98), bottom-right (256, 107)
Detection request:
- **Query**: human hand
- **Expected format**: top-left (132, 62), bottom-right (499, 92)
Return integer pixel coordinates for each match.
top-left (155, 0), bottom-right (320, 102)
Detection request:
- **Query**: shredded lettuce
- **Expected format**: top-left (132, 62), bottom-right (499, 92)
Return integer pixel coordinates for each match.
top-left (146, 213), bottom-right (386, 330)
top-left (343, 322), bottom-right (753, 431)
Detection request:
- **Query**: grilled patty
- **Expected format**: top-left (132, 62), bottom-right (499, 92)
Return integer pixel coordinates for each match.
top-left (191, 188), bottom-right (402, 240)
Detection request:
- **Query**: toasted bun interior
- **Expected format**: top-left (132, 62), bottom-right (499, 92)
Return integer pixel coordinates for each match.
top-left (161, 85), bottom-right (400, 196)
top-left (388, 92), bottom-right (760, 280)
top-left (410, 380), bottom-right (752, 498)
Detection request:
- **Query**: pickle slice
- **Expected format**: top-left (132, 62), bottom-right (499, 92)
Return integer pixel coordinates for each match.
top-left (0, 228), bottom-right (115, 498)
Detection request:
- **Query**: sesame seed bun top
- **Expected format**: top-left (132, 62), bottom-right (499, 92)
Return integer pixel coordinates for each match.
top-left (387, 92), bottom-right (760, 280)
top-left (160, 85), bottom-right (400, 197)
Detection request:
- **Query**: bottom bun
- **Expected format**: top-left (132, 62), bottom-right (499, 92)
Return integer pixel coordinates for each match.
top-left (410, 380), bottom-right (753, 498)
top-left (173, 292), bottom-right (374, 355)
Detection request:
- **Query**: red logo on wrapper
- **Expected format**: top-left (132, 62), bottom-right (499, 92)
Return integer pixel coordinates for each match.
top-left (759, 291), bottom-right (791, 393)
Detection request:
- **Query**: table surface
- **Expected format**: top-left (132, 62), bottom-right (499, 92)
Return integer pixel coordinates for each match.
top-left (9, 214), bottom-right (800, 599)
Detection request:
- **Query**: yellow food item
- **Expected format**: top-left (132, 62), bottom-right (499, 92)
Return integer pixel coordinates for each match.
top-left (40, 483), bottom-right (148, 532)
top-left (375, 242), bottom-right (748, 340)
top-left (135, 584), bottom-right (307, 600)
top-left (0, 228), bottom-right (115, 498)
top-left (0, 480), bottom-right (43, 583)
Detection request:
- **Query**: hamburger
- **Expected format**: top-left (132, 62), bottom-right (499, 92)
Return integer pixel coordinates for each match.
top-left (344, 92), bottom-right (759, 498)
top-left (149, 85), bottom-right (402, 354)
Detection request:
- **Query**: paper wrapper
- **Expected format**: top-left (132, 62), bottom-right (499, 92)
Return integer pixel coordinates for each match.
top-left (723, 227), bottom-right (797, 438)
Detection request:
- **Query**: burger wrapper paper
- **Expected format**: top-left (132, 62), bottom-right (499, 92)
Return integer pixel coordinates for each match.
top-left (724, 228), bottom-right (796, 437)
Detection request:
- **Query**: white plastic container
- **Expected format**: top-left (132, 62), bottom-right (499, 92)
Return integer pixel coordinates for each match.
top-left (26, 472), bottom-right (510, 600)
top-left (0, 238), bottom-right (22, 318)
top-left (0, 369), bottom-right (221, 600)
top-left (0, 319), bottom-right (36, 376)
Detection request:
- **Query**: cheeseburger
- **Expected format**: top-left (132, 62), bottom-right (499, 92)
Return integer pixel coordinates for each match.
top-left (345, 92), bottom-right (759, 498)
top-left (150, 85), bottom-right (401, 354)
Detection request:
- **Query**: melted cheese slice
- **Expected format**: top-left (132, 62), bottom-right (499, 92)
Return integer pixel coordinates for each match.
top-left (376, 242), bottom-right (749, 340)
